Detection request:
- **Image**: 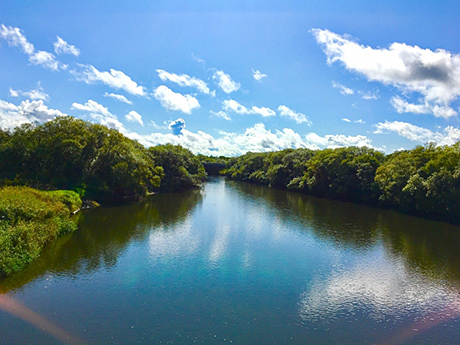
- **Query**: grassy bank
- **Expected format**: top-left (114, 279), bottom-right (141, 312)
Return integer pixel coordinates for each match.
top-left (0, 186), bottom-right (81, 277)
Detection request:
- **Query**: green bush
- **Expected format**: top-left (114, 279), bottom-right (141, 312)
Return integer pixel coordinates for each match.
top-left (0, 186), bottom-right (81, 276)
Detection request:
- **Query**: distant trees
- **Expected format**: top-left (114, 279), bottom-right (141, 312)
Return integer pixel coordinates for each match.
top-left (0, 117), bottom-right (205, 202)
top-left (148, 144), bottom-right (206, 192)
top-left (375, 143), bottom-right (460, 219)
top-left (223, 143), bottom-right (460, 223)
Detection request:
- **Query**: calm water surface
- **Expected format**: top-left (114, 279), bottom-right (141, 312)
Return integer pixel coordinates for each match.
top-left (0, 177), bottom-right (459, 344)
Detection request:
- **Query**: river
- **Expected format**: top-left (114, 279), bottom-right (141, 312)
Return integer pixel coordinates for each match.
top-left (0, 177), bottom-right (459, 344)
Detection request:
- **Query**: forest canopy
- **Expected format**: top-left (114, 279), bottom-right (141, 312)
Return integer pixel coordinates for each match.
top-left (0, 117), bottom-right (204, 202)
top-left (223, 143), bottom-right (460, 223)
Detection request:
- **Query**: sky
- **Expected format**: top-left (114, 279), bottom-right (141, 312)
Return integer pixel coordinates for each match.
top-left (1, 0), bottom-right (460, 156)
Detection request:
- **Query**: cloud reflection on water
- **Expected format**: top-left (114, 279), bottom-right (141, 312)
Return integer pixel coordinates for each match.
top-left (298, 252), bottom-right (460, 323)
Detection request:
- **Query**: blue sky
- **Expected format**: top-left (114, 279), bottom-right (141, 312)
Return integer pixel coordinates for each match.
top-left (1, 1), bottom-right (460, 155)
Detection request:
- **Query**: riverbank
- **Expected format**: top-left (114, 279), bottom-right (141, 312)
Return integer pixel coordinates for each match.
top-left (0, 187), bottom-right (82, 277)
top-left (221, 144), bottom-right (460, 225)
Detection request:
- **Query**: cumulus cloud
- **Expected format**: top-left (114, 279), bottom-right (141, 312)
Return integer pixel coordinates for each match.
top-left (391, 96), bottom-right (457, 118)
top-left (223, 99), bottom-right (275, 117)
top-left (29, 50), bottom-right (60, 70)
top-left (53, 36), bottom-right (80, 56)
top-left (71, 99), bottom-right (111, 116)
top-left (312, 28), bottom-right (460, 118)
top-left (157, 69), bottom-right (211, 95)
top-left (305, 132), bottom-right (373, 148)
top-left (252, 69), bottom-right (267, 81)
top-left (0, 24), bottom-right (34, 54)
top-left (374, 120), bottom-right (460, 146)
top-left (71, 99), bottom-right (127, 133)
top-left (125, 110), bottom-right (143, 126)
top-left (72, 64), bottom-right (147, 96)
top-left (168, 118), bottom-right (186, 135)
top-left (103, 92), bottom-right (132, 104)
top-left (126, 120), bottom-right (375, 156)
top-left (153, 85), bottom-right (200, 114)
top-left (278, 105), bottom-right (312, 125)
top-left (128, 122), bottom-right (313, 156)
top-left (0, 99), bottom-right (65, 129)
top-left (9, 85), bottom-right (49, 101)
top-left (332, 81), bottom-right (354, 95)
top-left (213, 70), bottom-right (240, 94)
top-left (0, 24), bottom-right (62, 71)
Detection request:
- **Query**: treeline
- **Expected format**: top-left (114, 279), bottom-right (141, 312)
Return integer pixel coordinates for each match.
top-left (0, 117), bottom-right (206, 202)
top-left (222, 144), bottom-right (460, 223)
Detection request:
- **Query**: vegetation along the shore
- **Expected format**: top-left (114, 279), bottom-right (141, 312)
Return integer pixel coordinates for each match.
top-left (1, 116), bottom-right (459, 277)
top-left (0, 187), bottom-right (81, 277)
top-left (222, 143), bottom-right (460, 224)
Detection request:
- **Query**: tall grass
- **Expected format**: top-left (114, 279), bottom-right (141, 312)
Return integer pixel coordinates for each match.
top-left (0, 187), bottom-right (82, 277)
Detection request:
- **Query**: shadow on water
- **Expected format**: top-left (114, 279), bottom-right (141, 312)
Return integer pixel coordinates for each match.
top-left (0, 190), bottom-right (203, 344)
top-left (228, 180), bottom-right (460, 344)
top-left (0, 189), bottom-right (203, 294)
top-left (0, 178), bottom-right (459, 344)
top-left (228, 179), bottom-right (460, 283)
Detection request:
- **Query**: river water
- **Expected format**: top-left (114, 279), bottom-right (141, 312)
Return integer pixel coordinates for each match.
top-left (0, 177), bottom-right (459, 344)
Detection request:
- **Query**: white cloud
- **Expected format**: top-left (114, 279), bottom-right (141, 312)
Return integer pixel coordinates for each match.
top-left (153, 85), bottom-right (200, 114)
top-left (168, 118), bottom-right (186, 135)
top-left (125, 110), bottom-right (143, 126)
top-left (278, 105), bottom-right (312, 125)
top-left (29, 50), bottom-right (60, 70)
top-left (191, 53), bottom-right (205, 64)
top-left (126, 119), bottom-right (375, 156)
top-left (342, 118), bottom-right (351, 122)
top-left (223, 99), bottom-right (275, 117)
top-left (125, 110), bottom-right (144, 126)
top-left (305, 132), bottom-right (373, 149)
top-left (53, 36), bottom-right (80, 56)
top-left (156, 69), bottom-right (211, 95)
top-left (0, 24), bottom-right (34, 54)
top-left (355, 119), bottom-right (365, 124)
top-left (0, 99), bottom-right (65, 129)
top-left (359, 90), bottom-right (379, 100)
top-left (9, 85), bottom-right (49, 101)
top-left (71, 99), bottom-right (111, 116)
top-left (0, 25), bottom-right (62, 71)
top-left (103, 92), bottom-right (132, 104)
top-left (332, 81), bottom-right (354, 95)
top-left (312, 28), bottom-right (460, 117)
top-left (391, 96), bottom-right (457, 118)
top-left (210, 110), bottom-right (231, 121)
top-left (92, 113), bottom-right (127, 133)
top-left (213, 70), bottom-right (240, 94)
top-left (374, 120), bottom-right (460, 145)
top-left (252, 69), bottom-right (267, 81)
top-left (128, 122), bottom-right (312, 156)
top-left (72, 64), bottom-right (147, 96)
top-left (71, 99), bottom-right (128, 133)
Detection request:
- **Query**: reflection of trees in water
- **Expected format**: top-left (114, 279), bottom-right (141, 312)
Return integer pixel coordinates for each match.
top-left (229, 179), bottom-right (460, 284)
top-left (0, 190), bottom-right (203, 293)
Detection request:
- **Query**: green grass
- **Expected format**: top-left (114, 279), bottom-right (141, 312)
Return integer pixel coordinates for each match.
top-left (0, 186), bottom-right (82, 277)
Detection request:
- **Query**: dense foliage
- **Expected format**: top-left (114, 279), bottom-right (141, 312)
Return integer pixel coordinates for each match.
top-left (0, 117), bottom-right (206, 201)
top-left (149, 144), bottom-right (206, 192)
top-left (223, 143), bottom-right (460, 223)
top-left (197, 154), bottom-right (229, 175)
top-left (0, 187), bottom-right (81, 276)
